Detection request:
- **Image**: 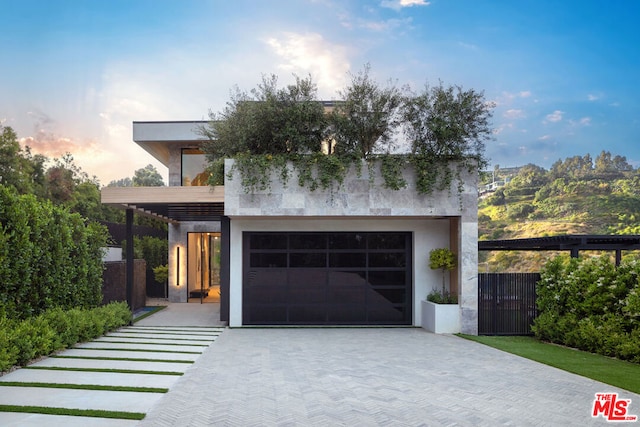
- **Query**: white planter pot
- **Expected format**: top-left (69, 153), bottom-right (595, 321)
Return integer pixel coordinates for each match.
top-left (421, 300), bottom-right (461, 334)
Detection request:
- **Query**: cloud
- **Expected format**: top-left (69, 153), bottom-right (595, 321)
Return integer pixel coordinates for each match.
top-left (545, 110), bottom-right (564, 123)
top-left (494, 90), bottom-right (533, 106)
top-left (588, 94), bottom-right (599, 101)
top-left (264, 32), bottom-right (351, 97)
top-left (359, 17), bottom-right (413, 32)
top-left (381, 0), bottom-right (430, 10)
top-left (503, 109), bottom-right (525, 119)
top-left (20, 132), bottom-right (99, 159)
top-left (580, 117), bottom-right (592, 126)
top-left (538, 135), bottom-right (552, 141)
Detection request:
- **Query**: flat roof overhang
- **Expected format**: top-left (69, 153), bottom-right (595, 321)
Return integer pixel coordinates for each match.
top-left (132, 121), bottom-right (209, 166)
top-left (101, 186), bottom-right (224, 223)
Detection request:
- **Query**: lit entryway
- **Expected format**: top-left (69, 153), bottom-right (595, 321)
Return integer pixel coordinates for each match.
top-left (187, 232), bottom-right (221, 303)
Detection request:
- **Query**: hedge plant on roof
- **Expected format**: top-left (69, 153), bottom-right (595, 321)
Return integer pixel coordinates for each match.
top-left (201, 64), bottom-right (494, 196)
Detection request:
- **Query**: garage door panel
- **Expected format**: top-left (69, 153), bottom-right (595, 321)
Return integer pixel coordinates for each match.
top-left (250, 253), bottom-right (287, 268)
top-left (243, 232), bottom-right (412, 325)
top-left (328, 252), bottom-right (366, 268)
top-left (289, 305), bottom-right (326, 322)
top-left (288, 270), bottom-right (327, 303)
top-left (368, 271), bottom-right (406, 287)
top-left (367, 305), bottom-right (406, 322)
top-left (290, 252), bottom-right (326, 267)
top-left (327, 271), bottom-right (367, 303)
top-left (328, 305), bottom-right (367, 323)
top-left (246, 305), bottom-right (288, 323)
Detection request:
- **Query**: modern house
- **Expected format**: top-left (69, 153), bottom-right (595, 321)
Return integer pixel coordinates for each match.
top-left (101, 121), bottom-right (479, 334)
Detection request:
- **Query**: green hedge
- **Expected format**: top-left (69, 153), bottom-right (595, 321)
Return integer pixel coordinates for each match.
top-left (532, 254), bottom-right (640, 363)
top-left (0, 302), bottom-right (131, 372)
top-left (0, 186), bottom-right (108, 319)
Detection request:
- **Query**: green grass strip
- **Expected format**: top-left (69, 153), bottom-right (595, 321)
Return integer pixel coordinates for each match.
top-left (132, 306), bottom-right (166, 323)
top-left (51, 355), bottom-right (194, 363)
top-left (72, 347), bottom-right (202, 354)
top-left (458, 335), bottom-right (640, 394)
top-left (0, 404), bottom-right (145, 420)
top-left (0, 382), bottom-right (167, 393)
top-left (24, 366), bottom-right (183, 375)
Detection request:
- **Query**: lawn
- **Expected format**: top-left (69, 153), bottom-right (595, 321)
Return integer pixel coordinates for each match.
top-left (458, 335), bottom-right (640, 395)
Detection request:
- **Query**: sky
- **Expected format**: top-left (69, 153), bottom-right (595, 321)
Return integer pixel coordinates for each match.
top-left (1, 0), bottom-right (639, 185)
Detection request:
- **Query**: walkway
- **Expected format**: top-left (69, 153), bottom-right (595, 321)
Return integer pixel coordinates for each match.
top-left (0, 303), bottom-right (223, 426)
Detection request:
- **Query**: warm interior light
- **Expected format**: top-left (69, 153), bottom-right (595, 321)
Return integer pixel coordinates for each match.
top-left (176, 246), bottom-right (180, 287)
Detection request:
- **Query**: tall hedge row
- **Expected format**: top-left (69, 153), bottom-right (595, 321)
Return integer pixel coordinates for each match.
top-left (532, 254), bottom-right (640, 363)
top-left (0, 186), bottom-right (109, 319)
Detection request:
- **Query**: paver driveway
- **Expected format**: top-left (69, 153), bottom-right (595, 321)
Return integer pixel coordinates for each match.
top-left (140, 328), bottom-right (640, 427)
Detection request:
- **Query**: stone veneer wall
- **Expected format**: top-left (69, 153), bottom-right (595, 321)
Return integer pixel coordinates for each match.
top-left (224, 159), bottom-right (479, 334)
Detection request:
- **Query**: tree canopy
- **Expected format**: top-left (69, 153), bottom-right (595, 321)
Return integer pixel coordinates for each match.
top-left (201, 66), bottom-right (494, 194)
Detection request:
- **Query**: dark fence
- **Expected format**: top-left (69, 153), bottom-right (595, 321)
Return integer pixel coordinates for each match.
top-left (478, 273), bottom-right (540, 335)
top-left (102, 260), bottom-right (147, 311)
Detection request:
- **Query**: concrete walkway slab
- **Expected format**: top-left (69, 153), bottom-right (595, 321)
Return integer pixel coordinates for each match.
top-left (101, 334), bottom-right (218, 345)
top-left (29, 357), bottom-right (192, 373)
top-left (74, 342), bottom-right (207, 352)
top-left (60, 349), bottom-right (200, 361)
top-left (0, 412), bottom-right (138, 427)
top-left (0, 368), bottom-right (180, 389)
top-left (0, 386), bottom-right (164, 412)
top-left (134, 303), bottom-right (223, 327)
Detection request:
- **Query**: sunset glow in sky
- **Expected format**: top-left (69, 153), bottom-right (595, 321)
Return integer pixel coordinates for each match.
top-left (1, 0), bottom-right (639, 184)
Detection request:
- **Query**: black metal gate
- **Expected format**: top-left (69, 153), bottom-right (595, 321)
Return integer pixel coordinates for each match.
top-left (478, 273), bottom-right (539, 335)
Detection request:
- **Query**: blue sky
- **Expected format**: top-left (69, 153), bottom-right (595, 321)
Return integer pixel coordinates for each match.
top-left (1, 0), bottom-right (638, 184)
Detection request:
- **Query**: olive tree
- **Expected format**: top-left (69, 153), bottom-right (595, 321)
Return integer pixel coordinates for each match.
top-left (329, 64), bottom-right (405, 159)
top-left (202, 74), bottom-right (327, 159)
top-left (403, 82), bottom-right (494, 193)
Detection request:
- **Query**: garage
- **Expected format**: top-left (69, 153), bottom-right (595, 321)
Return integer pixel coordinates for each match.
top-left (243, 232), bottom-right (412, 325)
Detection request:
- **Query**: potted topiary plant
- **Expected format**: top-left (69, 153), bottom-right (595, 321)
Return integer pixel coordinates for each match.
top-left (422, 248), bottom-right (460, 333)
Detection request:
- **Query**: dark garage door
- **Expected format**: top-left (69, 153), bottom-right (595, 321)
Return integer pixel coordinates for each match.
top-left (243, 232), bottom-right (412, 325)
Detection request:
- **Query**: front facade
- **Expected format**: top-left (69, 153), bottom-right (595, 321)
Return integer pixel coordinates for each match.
top-left (102, 121), bottom-right (479, 334)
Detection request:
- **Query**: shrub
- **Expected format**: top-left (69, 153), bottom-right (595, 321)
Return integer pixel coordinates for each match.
top-left (0, 186), bottom-right (108, 319)
top-left (533, 254), bottom-right (640, 363)
top-left (0, 302), bottom-right (131, 372)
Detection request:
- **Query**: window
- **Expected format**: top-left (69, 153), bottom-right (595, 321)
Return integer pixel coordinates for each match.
top-left (181, 148), bottom-right (208, 186)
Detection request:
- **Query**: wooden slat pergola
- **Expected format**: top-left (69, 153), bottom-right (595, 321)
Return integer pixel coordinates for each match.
top-left (478, 235), bottom-right (640, 265)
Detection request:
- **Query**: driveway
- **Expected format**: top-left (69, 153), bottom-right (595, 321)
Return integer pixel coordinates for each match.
top-left (139, 328), bottom-right (639, 426)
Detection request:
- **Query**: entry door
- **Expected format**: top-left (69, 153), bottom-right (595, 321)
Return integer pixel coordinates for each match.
top-left (187, 232), bottom-right (221, 301)
top-left (243, 232), bottom-right (412, 325)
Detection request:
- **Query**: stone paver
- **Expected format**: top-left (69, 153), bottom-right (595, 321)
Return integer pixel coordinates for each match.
top-left (139, 328), bottom-right (640, 427)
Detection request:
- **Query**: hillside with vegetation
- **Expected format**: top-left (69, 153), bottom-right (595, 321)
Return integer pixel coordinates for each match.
top-left (479, 151), bottom-right (640, 272)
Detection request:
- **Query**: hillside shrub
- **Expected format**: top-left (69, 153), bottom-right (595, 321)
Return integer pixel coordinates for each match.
top-left (533, 254), bottom-right (640, 363)
top-left (0, 186), bottom-right (109, 319)
top-left (0, 302), bottom-right (131, 372)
